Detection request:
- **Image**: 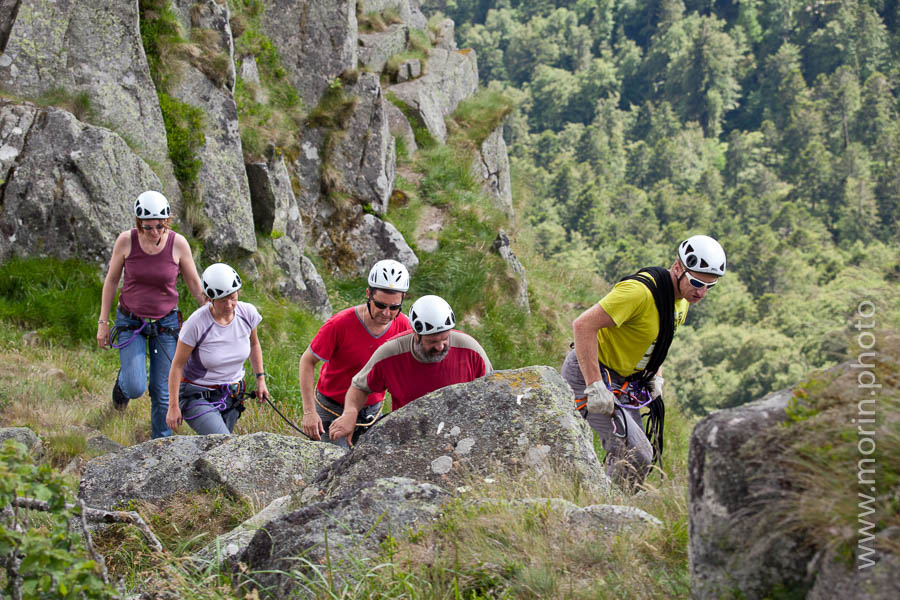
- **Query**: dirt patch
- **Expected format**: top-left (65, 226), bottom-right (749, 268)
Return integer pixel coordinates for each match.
top-left (414, 204), bottom-right (446, 253)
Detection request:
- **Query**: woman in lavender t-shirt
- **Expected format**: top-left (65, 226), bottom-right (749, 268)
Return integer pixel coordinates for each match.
top-left (166, 263), bottom-right (270, 435)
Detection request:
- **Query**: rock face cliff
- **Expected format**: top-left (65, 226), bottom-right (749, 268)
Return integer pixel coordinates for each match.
top-left (689, 354), bottom-right (900, 600)
top-left (0, 0), bottom-right (518, 315)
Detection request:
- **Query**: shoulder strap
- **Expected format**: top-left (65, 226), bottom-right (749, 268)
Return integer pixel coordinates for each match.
top-left (618, 266), bottom-right (674, 383)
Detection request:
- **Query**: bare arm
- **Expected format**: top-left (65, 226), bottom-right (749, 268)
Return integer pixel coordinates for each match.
top-left (173, 234), bottom-right (205, 306)
top-left (248, 327), bottom-right (269, 401)
top-left (166, 340), bottom-right (194, 432)
top-left (298, 347), bottom-right (325, 439)
top-left (97, 232), bottom-right (130, 349)
top-left (572, 302), bottom-right (617, 390)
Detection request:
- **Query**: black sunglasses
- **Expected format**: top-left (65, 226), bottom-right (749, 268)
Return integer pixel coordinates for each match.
top-left (371, 298), bottom-right (403, 311)
top-left (141, 224), bottom-right (167, 231)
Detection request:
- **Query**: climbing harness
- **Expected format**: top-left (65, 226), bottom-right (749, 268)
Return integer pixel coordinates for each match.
top-left (180, 378), bottom-right (247, 423)
top-left (108, 308), bottom-right (181, 362)
top-left (574, 364), bottom-right (666, 467)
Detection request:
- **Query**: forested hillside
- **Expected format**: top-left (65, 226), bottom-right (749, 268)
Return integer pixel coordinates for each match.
top-left (425, 0), bottom-right (900, 412)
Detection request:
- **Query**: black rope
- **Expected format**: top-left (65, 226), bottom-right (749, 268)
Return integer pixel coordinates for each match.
top-left (248, 391), bottom-right (312, 440)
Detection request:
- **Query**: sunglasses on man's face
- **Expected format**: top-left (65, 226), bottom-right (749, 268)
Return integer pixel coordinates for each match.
top-left (371, 298), bottom-right (403, 311)
top-left (685, 271), bottom-right (717, 290)
top-left (141, 224), bottom-right (167, 231)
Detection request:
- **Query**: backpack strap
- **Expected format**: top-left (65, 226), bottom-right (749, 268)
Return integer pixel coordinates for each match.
top-left (617, 265), bottom-right (675, 467)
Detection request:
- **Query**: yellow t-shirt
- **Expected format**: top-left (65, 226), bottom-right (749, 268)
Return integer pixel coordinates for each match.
top-left (597, 280), bottom-right (689, 376)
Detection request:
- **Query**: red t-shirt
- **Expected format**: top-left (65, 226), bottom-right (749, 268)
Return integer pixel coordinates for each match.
top-left (309, 306), bottom-right (411, 405)
top-left (351, 330), bottom-right (492, 410)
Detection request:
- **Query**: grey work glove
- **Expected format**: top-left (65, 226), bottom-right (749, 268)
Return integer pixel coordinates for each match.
top-left (650, 376), bottom-right (665, 400)
top-left (585, 380), bottom-right (616, 416)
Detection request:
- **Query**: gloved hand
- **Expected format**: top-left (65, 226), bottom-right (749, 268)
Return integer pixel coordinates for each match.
top-left (585, 380), bottom-right (615, 415)
top-left (650, 376), bottom-right (665, 400)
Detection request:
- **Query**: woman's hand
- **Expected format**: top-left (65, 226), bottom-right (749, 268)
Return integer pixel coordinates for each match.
top-left (166, 405), bottom-right (182, 432)
top-left (256, 379), bottom-right (270, 403)
top-left (97, 322), bottom-right (110, 349)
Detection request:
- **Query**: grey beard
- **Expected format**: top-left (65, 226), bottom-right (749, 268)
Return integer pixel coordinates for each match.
top-left (412, 338), bottom-right (449, 363)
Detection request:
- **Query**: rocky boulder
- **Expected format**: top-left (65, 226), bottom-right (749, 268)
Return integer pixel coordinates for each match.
top-left (301, 367), bottom-right (608, 503)
top-left (240, 477), bottom-right (449, 596)
top-left (196, 432), bottom-right (345, 506)
top-left (260, 0), bottom-right (357, 109)
top-left (384, 100), bottom-right (418, 156)
top-left (0, 101), bottom-right (161, 264)
top-left (689, 389), bottom-right (814, 599)
top-left (388, 47), bottom-right (478, 143)
top-left (0, 426), bottom-right (43, 458)
top-left (168, 0), bottom-right (256, 258)
top-left (808, 528), bottom-right (900, 600)
top-left (246, 153), bottom-right (332, 317)
top-left (491, 230), bottom-right (529, 313)
top-left (432, 18), bottom-right (457, 50)
top-left (475, 127), bottom-right (514, 216)
top-left (0, 0), bottom-right (180, 205)
top-left (330, 73), bottom-right (396, 216)
top-left (79, 433), bottom-right (345, 511)
top-left (313, 211), bottom-right (418, 278)
top-left (358, 24), bottom-right (409, 73)
top-left (191, 494), bottom-right (293, 572)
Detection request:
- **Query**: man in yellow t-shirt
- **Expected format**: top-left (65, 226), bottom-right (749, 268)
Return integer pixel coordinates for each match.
top-left (561, 235), bottom-right (726, 490)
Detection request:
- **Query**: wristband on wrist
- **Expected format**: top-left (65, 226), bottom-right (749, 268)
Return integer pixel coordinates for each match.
top-left (255, 372), bottom-right (266, 379)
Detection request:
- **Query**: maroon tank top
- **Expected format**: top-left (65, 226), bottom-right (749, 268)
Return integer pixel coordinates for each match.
top-left (119, 229), bottom-right (179, 319)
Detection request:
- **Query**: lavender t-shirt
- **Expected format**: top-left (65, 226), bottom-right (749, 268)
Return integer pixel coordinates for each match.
top-left (179, 301), bottom-right (262, 386)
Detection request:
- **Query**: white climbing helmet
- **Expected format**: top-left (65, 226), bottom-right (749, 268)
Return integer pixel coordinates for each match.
top-left (409, 295), bottom-right (455, 335)
top-left (133, 190), bottom-right (171, 219)
top-left (367, 259), bottom-right (410, 292)
top-left (201, 263), bottom-right (242, 300)
top-left (678, 235), bottom-right (726, 276)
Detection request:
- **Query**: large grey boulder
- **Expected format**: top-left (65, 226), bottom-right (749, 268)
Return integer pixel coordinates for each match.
top-left (168, 0), bottom-right (256, 258)
top-left (260, 0), bottom-right (357, 109)
top-left (330, 73), bottom-right (396, 215)
top-left (0, 0), bottom-right (20, 49)
top-left (271, 237), bottom-right (333, 319)
top-left (196, 432), bottom-right (345, 506)
top-left (389, 47), bottom-right (479, 143)
top-left (432, 18), bottom-right (457, 50)
top-left (79, 435), bottom-right (231, 511)
top-left (314, 212), bottom-right (418, 278)
top-left (0, 426), bottom-right (43, 459)
top-left (689, 389), bottom-right (814, 599)
top-left (0, 0), bottom-right (180, 204)
top-left (191, 494), bottom-right (293, 572)
top-left (384, 100), bottom-right (418, 156)
top-left (475, 127), bottom-right (513, 216)
top-left (78, 433), bottom-right (345, 511)
top-left (491, 230), bottom-right (529, 313)
top-left (358, 24), bottom-right (409, 73)
top-left (808, 528), bottom-right (900, 600)
top-left (246, 153), bottom-right (332, 317)
top-left (301, 367), bottom-right (608, 503)
top-left (0, 101), bottom-right (161, 264)
top-left (241, 477), bottom-right (449, 597)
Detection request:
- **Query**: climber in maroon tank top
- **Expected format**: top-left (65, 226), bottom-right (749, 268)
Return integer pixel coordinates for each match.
top-left (97, 191), bottom-right (205, 439)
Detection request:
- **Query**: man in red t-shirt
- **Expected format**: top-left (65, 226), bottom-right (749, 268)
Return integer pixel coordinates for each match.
top-left (330, 295), bottom-right (492, 446)
top-left (299, 259), bottom-right (412, 447)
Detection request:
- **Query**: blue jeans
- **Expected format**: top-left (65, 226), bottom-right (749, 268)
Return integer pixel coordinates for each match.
top-left (115, 308), bottom-right (179, 439)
